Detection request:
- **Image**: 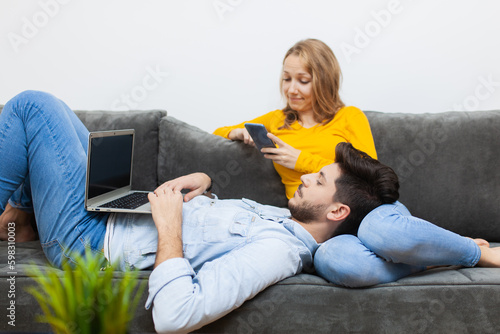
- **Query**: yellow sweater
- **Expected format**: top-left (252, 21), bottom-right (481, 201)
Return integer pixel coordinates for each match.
top-left (213, 106), bottom-right (377, 199)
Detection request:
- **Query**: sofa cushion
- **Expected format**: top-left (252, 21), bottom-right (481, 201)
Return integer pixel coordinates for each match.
top-left (366, 110), bottom-right (500, 241)
top-left (157, 116), bottom-right (288, 208)
top-left (75, 109), bottom-right (166, 191)
top-left (3, 240), bottom-right (499, 334)
top-left (194, 260), bottom-right (500, 334)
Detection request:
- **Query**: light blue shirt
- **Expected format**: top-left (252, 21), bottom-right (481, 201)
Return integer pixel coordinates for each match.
top-left (105, 195), bottom-right (319, 334)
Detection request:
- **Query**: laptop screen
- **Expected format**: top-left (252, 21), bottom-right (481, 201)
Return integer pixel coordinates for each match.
top-left (88, 133), bottom-right (134, 199)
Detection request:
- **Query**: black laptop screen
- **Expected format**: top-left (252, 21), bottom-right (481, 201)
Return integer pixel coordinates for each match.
top-left (88, 134), bottom-right (134, 199)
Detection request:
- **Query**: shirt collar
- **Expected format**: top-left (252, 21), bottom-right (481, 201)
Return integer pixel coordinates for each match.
top-left (282, 219), bottom-right (320, 255)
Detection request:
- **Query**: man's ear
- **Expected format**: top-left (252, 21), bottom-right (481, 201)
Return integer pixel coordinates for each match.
top-left (326, 203), bottom-right (350, 222)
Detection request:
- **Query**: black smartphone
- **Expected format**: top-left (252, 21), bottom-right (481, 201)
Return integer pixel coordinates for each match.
top-left (244, 123), bottom-right (276, 153)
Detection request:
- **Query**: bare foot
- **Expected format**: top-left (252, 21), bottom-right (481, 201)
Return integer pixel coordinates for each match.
top-left (476, 246), bottom-right (500, 268)
top-left (470, 237), bottom-right (490, 248)
top-left (0, 203), bottom-right (37, 242)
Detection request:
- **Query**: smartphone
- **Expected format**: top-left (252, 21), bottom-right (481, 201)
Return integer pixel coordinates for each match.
top-left (244, 123), bottom-right (276, 153)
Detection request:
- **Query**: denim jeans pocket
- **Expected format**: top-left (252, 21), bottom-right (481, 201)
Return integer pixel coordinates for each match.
top-left (41, 236), bottom-right (103, 269)
top-left (41, 239), bottom-right (65, 268)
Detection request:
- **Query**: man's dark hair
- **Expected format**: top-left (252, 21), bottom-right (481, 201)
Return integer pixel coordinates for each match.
top-left (332, 142), bottom-right (399, 236)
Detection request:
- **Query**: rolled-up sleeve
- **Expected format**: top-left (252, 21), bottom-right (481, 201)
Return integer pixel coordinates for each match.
top-left (146, 238), bottom-right (301, 334)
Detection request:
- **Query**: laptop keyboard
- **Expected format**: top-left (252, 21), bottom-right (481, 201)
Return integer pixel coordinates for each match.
top-left (101, 192), bottom-right (150, 210)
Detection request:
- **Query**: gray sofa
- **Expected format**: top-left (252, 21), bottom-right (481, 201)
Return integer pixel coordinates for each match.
top-left (1, 105), bottom-right (499, 333)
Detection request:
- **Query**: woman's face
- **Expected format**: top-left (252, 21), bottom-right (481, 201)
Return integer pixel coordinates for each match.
top-left (282, 55), bottom-right (313, 115)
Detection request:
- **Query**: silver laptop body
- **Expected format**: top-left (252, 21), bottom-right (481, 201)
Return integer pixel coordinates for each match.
top-left (84, 129), bottom-right (151, 214)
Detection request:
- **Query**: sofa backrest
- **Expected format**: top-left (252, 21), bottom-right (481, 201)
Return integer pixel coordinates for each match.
top-left (158, 111), bottom-right (500, 241)
top-left (157, 116), bottom-right (288, 208)
top-left (366, 110), bottom-right (500, 241)
top-left (75, 109), bottom-right (166, 191)
top-left (4, 100), bottom-right (498, 241)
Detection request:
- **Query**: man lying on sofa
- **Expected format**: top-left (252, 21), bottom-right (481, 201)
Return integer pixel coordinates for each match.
top-left (146, 147), bottom-right (500, 334)
top-left (1, 91), bottom-right (499, 334)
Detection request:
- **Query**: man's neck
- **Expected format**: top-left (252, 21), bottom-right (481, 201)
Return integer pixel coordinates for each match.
top-left (292, 218), bottom-right (338, 244)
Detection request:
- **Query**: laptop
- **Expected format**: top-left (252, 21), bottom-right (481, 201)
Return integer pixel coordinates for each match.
top-left (84, 129), bottom-right (151, 214)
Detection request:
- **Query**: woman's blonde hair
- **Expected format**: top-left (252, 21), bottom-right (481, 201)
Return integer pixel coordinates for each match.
top-left (280, 39), bottom-right (345, 128)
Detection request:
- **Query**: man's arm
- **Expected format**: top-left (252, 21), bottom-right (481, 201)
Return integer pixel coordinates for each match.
top-left (148, 186), bottom-right (184, 267)
top-left (146, 239), bottom-right (301, 334)
top-left (149, 173), bottom-right (213, 267)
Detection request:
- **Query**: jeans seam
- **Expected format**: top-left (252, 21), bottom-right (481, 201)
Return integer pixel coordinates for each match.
top-left (34, 97), bottom-right (86, 222)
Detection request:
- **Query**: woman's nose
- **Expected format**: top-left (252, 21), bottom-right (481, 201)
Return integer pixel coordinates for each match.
top-left (288, 80), bottom-right (298, 94)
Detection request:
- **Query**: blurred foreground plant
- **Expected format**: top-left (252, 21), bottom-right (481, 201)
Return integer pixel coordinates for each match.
top-left (26, 249), bottom-right (147, 334)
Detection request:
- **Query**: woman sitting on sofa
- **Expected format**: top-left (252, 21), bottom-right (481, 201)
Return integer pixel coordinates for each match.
top-left (213, 38), bottom-right (377, 200)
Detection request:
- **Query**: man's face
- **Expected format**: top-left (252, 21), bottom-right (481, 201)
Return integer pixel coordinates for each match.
top-left (288, 164), bottom-right (341, 223)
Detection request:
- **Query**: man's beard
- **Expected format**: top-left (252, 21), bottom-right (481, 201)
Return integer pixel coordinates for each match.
top-left (288, 200), bottom-right (327, 224)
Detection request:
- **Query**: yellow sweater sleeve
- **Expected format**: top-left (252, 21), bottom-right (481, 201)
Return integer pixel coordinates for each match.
top-left (212, 110), bottom-right (283, 138)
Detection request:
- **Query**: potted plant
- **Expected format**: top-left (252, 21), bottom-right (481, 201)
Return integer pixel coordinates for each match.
top-left (26, 250), bottom-right (147, 334)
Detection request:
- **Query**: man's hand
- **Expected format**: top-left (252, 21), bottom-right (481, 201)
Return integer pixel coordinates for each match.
top-left (228, 128), bottom-right (255, 146)
top-left (156, 172), bottom-right (212, 202)
top-left (148, 186), bottom-right (184, 267)
top-left (261, 133), bottom-right (301, 170)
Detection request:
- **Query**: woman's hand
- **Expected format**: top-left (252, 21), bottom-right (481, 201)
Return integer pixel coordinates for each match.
top-left (155, 172), bottom-right (212, 202)
top-left (261, 133), bottom-right (301, 169)
top-left (228, 128), bottom-right (255, 146)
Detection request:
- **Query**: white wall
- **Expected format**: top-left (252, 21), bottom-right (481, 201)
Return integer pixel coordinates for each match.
top-left (1, 0), bottom-right (499, 133)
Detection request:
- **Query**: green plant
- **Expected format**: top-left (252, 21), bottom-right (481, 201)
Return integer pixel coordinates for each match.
top-left (26, 249), bottom-right (147, 334)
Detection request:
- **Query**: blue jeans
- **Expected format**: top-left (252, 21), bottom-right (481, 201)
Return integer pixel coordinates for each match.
top-left (0, 90), bottom-right (108, 268)
top-left (8, 177), bottom-right (33, 213)
top-left (314, 201), bottom-right (481, 287)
